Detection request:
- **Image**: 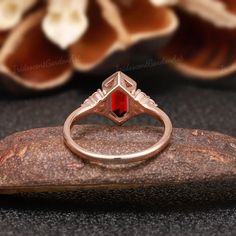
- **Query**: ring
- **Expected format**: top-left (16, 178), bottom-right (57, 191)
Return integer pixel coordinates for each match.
top-left (63, 71), bottom-right (172, 164)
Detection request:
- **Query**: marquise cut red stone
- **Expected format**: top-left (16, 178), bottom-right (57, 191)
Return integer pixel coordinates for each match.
top-left (111, 90), bottom-right (128, 117)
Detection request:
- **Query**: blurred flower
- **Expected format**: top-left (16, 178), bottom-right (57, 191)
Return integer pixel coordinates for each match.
top-left (42, 0), bottom-right (89, 49)
top-left (0, 0), bottom-right (236, 92)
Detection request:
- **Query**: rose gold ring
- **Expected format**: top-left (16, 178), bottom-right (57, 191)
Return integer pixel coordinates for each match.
top-left (63, 71), bottom-right (172, 164)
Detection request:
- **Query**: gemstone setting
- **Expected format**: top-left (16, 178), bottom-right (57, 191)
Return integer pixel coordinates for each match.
top-left (111, 90), bottom-right (128, 117)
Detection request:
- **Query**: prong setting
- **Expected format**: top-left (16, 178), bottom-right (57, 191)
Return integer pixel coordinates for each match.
top-left (81, 71), bottom-right (158, 125)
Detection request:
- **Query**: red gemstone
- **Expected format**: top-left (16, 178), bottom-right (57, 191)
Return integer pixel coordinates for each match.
top-left (111, 90), bottom-right (128, 117)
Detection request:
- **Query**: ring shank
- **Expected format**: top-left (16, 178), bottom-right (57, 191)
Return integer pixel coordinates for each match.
top-left (63, 106), bottom-right (172, 164)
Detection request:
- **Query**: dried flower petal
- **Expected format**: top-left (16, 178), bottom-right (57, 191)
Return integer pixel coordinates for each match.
top-left (224, 0), bottom-right (236, 14)
top-left (0, 0), bottom-right (37, 30)
top-left (150, 0), bottom-right (178, 6)
top-left (0, 31), bottom-right (9, 48)
top-left (110, 0), bottom-right (178, 44)
top-left (71, 0), bottom-right (120, 71)
top-left (72, 0), bottom-right (178, 71)
top-left (116, 0), bottom-right (178, 7)
top-left (0, 9), bottom-right (72, 91)
top-left (42, 0), bottom-right (89, 49)
top-left (98, 0), bottom-right (130, 43)
top-left (179, 0), bottom-right (236, 28)
top-left (162, 10), bottom-right (236, 79)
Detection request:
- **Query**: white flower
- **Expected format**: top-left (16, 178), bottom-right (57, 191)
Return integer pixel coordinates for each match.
top-left (42, 0), bottom-right (89, 49)
top-left (0, 0), bottom-right (36, 30)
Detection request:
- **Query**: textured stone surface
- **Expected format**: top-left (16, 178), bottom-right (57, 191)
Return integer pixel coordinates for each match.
top-left (0, 125), bottom-right (235, 197)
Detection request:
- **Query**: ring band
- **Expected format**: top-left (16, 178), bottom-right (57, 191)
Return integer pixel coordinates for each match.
top-left (63, 71), bottom-right (172, 164)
